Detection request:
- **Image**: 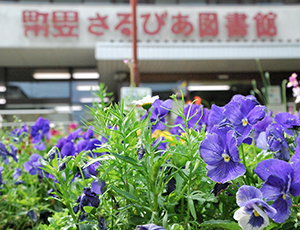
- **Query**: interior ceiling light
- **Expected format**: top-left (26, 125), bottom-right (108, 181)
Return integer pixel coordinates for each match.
top-left (187, 85), bottom-right (230, 91)
top-left (55, 105), bottom-right (83, 112)
top-left (73, 71), bottom-right (100, 79)
top-left (80, 97), bottom-right (109, 103)
top-left (0, 86), bottom-right (6, 92)
top-left (76, 85), bottom-right (100, 91)
top-left (0, 98), bottom-right (6, 104)
top-left (33, 71), bottom-right (71, 80)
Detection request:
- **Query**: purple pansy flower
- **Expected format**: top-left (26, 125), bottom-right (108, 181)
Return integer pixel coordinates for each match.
top-left (254, 159), bottom-right (300, 223)
top-left (30, 117), bottom-right (50, 151)
top-left (199, 126), bottom-right (246, 183)
top-left (13, 168), bottom-right (22, 180)
top-left (0, 166), bottom-right (3, 185)
top-left (10, 124), bottom-right (29, 143)
top-left (0, 142), bottom-right (18, 164)
top-left (266, 123), bottom-right (290, 161)
top-left (207, 104), bottom-right (226, 132)
top-left (23, 154), bottom-right (43, 175)
top-left (66, 128), bottom-right (82, 142)
top-left (253, 111), bottom-right (273, 144)
top-left (274, 112), bottom-right (300, 136)
top-left (223, 95), bottom-right (266, 141)
top-left (136, 224), bottom-right (166, 230)
top-left (60, 142), bottom-right (76, 158)
top-left (171, 104), bottom-right (208, 135)
top-left (290, 136), bottom-right (300, 163)
top-left (142, 99), bottom-right (172, 132)
top-left (233, 185), bottom-right (276, 230)
top-left (83, 127), bottom-right (94, 140)
top-left (91, 178), bottom-right (106, 195)
top-left (73, 187), bottom-right (100, 216)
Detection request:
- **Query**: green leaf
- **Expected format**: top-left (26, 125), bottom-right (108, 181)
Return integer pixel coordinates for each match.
top-left (83, 206), bottom-right (96, 215)
top-left (110, 151), bottom-right (140, 167)
top-left (188, 196), bottom-right (197, 220)
top-left (200, 220), bottom-right (240, 230)
top-left (110, 184), bottom-right (138, 202)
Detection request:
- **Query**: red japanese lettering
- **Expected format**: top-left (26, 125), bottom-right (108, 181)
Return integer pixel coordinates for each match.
top-left (141, 12), bottom-right (167, 35)
top-left (199, 13), bottom-right (218, 37)
top-left (23, 11), bottom-right (49, 37)
top-left (115, 13), bottom-right (131, 36)
top-left (254, 12), bottom-right (277, 37)
top-left (171, 13), bottom-right (193, 36)
top-left (88, 13), bottom-right (109, 36)
top-left (225, 13), bottom-right (248, 37)
top-left (52, 11), bottom-right (78, 37)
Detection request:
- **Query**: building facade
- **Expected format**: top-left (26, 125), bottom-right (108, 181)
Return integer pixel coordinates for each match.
top-left (0, 0), bottom-right (299, 124)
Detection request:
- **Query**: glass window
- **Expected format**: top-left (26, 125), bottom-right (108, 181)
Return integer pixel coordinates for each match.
top-left (19, 0), bottom-right (49, 2)
top-left (155, 0), bottom-right (176, 3)
top-left (7, 82), bottom-right (70, 99)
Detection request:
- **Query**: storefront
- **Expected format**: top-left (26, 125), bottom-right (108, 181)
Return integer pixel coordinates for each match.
top-left (0, 2), bottom-right (300, 124)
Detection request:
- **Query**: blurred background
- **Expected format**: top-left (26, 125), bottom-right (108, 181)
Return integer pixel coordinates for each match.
top-left (0, 0), bottom-right (299, 127)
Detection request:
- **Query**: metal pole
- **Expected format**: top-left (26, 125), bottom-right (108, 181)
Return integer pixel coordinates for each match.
top-left (131, 0), bottom-right (140, 87)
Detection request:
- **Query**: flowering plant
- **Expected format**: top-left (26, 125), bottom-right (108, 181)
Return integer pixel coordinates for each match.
top-left (1, 82), bottom-right (300, 230)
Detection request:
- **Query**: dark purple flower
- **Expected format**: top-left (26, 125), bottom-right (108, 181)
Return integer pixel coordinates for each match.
top-left (207, 104), bottom-right (226, 131)
top-left (60, 142), bottom-right (76, 158)
top-left (255, 159), bottom-right (300, 223)
top-left (10, 124), bottom-right (29, 143)
top-left (274, 112), bottom-right (300, 136)
top-left (290, 136), bottom-right (300, 163)
top-left (136, 224), bottom-right (166, 230)
top-left (27, 210), bottom-right (38, 222)
top-left (233, 185), bottom-right (276, 230)
top-left (0, 142), bottom-right (9, 164)
top-left (211, 182), bottom-right (232, 197)
top-left (30, 117), bottom-right (50, 151)
top-left (91, 178), bottom-right (106, 195)
top-left (0, 142), bottom-right (18, 164)
top-left (153, 137), bottom-right (168, 152)
top-left (199, 126), bottom-right (246, 183)
top-left (98, 216), bottom-right (107, 230)
top-left (86, 161), bottom-right (101, 177)
top-left (83, 127), bottom-right (94, 140)
top-left (0, 166), bottom-right (3, 185)
top-left (266, 123), bottom-right (288, 152)
top-left (23, 154), bottom-right (43, 175)
top-left (13, 168), bottom-right (22, 180)
top-left (14, 181), bottom-right (25, 186)
top-left (8, 144), bottom-right (18, 163)
top-left (66, 128), bottom-right (82, 142)
top-left (86, 139), bottom-right (103, 157)
top-left (266, 123), bottom-right (290, 161)
top-left (74, 187), bottom-right (100, 213)
top-left (56, 137), bottom-right (67, 149)
top-left (223, 95), bottom-right (266, 141)
top-left (137, 146), bottom-right (145, 160)
top-left (142, 99), bottom-right (172, 132)
top-left (76, 139), bottom-right (89, 154)
top-left (253, 111), bottom-right (273, 144)
top-left (171, 104), bottom-right (208, 135)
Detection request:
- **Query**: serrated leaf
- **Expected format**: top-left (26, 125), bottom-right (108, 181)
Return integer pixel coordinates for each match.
top-left (200, 219), bottom-right (240, 230)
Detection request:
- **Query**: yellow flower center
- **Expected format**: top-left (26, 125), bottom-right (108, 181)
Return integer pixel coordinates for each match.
top-left (253, 210), bottom-right (260, 217)
top-left (222, 153), bottom-right (230, 162)
top-left (282, 192), bottom-right (287, 200)
top-left (242, 118), bottom-right (248, 126)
